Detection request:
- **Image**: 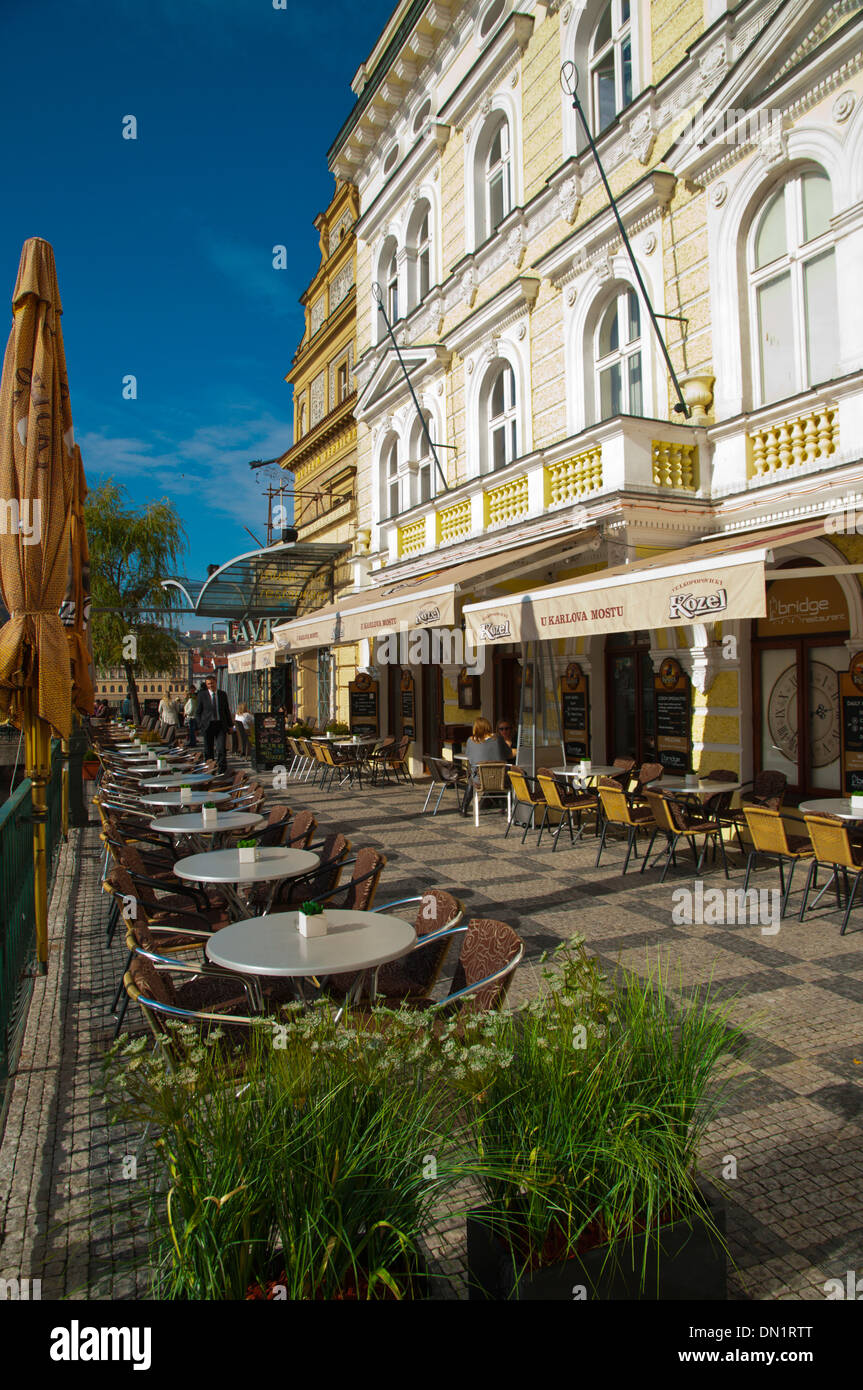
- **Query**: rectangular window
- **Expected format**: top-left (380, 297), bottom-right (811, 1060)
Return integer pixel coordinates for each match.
top-left (489, 172), bottom-right (506, 231)
top-left (757, 271), bottom-right (795, 402)
top-left (338, 363), bottom-right (348, 401)
top-left (419, 248), bottom-right (430, 300)
top-left (492, 425), bottom-right (506, 471)
top-left (595, 60), bottom-right (616, 131)
top-left (627, 352), bottom-right (643, 416)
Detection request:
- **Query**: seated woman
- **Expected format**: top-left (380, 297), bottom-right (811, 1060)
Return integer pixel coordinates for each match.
top-left (462, 716), bottom-right (512, 814)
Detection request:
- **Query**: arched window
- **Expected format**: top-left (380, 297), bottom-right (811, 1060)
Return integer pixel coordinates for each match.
top-left (595, 287), bottom-right (643, 420)
top-left (590, 0), bottom-right (632, 134)
top-left (381, 437), bottom-right (400, 519)
top-left (485, 117), bottom-right (512, 234)
top-left (748, 168), bottom-right (838, 405)
top-left (407, 200), bottom-right (433, 312)
top-left (482, 361), bottom-right (518, 473)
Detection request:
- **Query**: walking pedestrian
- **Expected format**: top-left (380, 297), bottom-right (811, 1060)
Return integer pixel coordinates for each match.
top-left (196, 676), bottom-right (232, 773)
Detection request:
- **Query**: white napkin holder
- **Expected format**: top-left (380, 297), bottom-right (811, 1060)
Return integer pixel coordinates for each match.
top-left (298, 909), bottom-right (327, 937)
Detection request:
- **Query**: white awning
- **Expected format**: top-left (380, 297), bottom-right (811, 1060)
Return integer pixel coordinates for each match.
top-left (227, 642), bottom-right (282, 672)
top-left (463, 518), bottom-right (829, 646)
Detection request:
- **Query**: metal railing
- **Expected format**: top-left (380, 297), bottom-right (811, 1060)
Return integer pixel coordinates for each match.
top-left (0, 738), bottom-right (64, 1118)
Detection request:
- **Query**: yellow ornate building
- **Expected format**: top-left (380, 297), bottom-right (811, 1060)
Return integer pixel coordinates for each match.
top-left (279, 179), bottom-right (362, 726)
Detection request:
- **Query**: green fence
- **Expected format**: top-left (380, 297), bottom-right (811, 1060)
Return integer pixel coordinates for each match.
top-left (0, 739), bottom-right (65, 1114)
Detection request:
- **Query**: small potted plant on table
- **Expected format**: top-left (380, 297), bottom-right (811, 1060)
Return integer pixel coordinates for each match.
top-left (201, 801), bottom-right (218, 828)
top-left (237, 837), bottom-right (259, 863)
top-left (297, 899), bottom-right (327, 936)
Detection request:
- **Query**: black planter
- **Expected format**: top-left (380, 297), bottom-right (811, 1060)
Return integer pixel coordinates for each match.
top-left (467, 1183), bottom-right (726, 1301)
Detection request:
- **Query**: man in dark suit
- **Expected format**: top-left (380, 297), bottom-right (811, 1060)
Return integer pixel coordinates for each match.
top-left (196, 676), bottom-right (232, 773)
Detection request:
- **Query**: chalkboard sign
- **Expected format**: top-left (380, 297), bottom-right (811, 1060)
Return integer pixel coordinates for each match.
top-left (349, 676), bottom-right (379, 737)
top-left (254, 712), bottom-right (287, 771)
top-left (560, 664), bottom-right (589, 761)
top-left (654, 659), bottom-right (691, 774)
top-left (400, 672), bottom-right (416, 739)
top-left (839, 656), bottom-right (863, 792)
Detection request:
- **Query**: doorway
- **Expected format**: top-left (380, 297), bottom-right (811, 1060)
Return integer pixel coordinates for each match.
top-left (494, 652), bottom-right (522, 729)
top-left (421, 662), bottom-right (442, 762)
top-left (604, 633), bottom-right (657, 764)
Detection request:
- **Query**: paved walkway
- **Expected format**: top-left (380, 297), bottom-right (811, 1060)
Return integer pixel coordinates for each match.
top-left (1, 764), bottom-right (862, 1299)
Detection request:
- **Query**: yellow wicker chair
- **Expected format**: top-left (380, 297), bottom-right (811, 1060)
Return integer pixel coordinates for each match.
top-left (801, 813), bottom-right (863, 933)
top-left (536, 771), bottom-right (598, 851)
top-left (596, 778), bottom-right (655, 874)
top-left (643, 790), bottom-right (730, 882)
top-left (742, 805), bottom-right (813, 918)
top-left (505, 767), bottom-right (547, 843)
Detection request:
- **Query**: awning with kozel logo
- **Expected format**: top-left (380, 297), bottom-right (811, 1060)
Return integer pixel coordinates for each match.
top-left (273, 532), bottom-right (598, 651)
top-left (463, 519), bottom-right (829, 646)
top-left (227, 642), bottom-right (282, 673)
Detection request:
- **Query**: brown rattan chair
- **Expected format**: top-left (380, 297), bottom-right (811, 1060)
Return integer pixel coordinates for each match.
top-left (742, 805), bottom-right (813, 918)
top-left (287, 809), bottom-right (317, 849)
top-left (610, 757), bottom-right (637, 790)
top-left (125, 955), bottom-right (262, 1044)
top-left (468, 762), bottom-right (510, 826)
top-left (630, 762), bottom-right (665, 804)
top-left (642, 790), bottom-right (730, 881)
top-left (419, 918), bottom-right (524, 1015)
top-left (369, 889), bottom-right (464, 1003)
top-left (726, 770), bottom-right (788, 850)
top-left (800, 813), bottom-right (863, 933)
top-left (595, 779), bottom-right (655, 873)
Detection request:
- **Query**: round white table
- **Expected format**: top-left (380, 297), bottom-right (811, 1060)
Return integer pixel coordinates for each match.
top-left (551, 764), bottom-right (620, 781)
top-left (139, 774), bottom-right (215, 789)
top-left (205, 908), bottom-right (416, 1012)
top-left (174, 846), bottom-right (320, 917)
top-left (148, 810), bottom-right (264, 852)
top-left (140, 790), bottom-right (232, 809)
top-left (799, 798), bottom-right (863, 819)
top-left (648, 777), bottom-right (741, 796)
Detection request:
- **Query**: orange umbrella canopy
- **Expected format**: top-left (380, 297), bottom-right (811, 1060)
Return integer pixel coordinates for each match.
top-left (0, 237), bottom-right (85, 739)
top-left (61, 442), bottom-right (95, 716)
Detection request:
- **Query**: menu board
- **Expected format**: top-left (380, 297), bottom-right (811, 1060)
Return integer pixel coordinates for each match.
top-left (839, 655), bottom-right (863, 792)
top-left (560, 664), bottom-right (589, 761)
top-left (654, 659), bottom-right (691, 774)
top-left (400, 671), bottom-right (416, 740)
top-left (349, 675), bottom-right (380, 737)
top-left (254, 712), bottom-right (287, 771)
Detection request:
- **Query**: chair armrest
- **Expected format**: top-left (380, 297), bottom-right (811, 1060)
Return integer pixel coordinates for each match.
top-left (305, 862), bottom-right (379, 906)
top-left (430, 941), bottom-right (525, 1010)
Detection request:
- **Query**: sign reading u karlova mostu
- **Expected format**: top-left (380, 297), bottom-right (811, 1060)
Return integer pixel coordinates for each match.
top-left (463, 556), bottom-right (767, 646)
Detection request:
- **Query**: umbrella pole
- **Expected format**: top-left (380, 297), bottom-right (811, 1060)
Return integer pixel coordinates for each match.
top-left (23, 688), bottom-right (51, 973)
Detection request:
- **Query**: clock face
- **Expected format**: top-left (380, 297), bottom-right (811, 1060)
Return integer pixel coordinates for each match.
top-left (767, 661), bottom-right (840, 768)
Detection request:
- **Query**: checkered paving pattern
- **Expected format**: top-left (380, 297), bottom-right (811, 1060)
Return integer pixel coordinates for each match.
top-left (1, 762), bottom-right (861, 1300)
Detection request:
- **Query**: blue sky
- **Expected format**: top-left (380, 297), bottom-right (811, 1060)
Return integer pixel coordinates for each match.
top-left (0, 0), bottom-right (395, 620)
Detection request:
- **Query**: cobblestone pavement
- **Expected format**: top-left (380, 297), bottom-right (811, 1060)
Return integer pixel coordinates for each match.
top-left (2, 763), bottom-right (862, 1300)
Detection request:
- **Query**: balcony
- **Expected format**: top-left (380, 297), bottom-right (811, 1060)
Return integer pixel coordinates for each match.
top-left (382, 413), bottom-right (704, 563)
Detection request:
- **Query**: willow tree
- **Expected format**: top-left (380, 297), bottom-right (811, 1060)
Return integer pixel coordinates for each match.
top-left (85, 481), bottom-right (187, 724)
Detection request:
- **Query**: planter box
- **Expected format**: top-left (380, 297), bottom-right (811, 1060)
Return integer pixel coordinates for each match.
top-left (298, 910), bottom-right (327, 937)
top-left (238, 845), bottom-right (258, 863)
top-left (202, 809), bottom-right (218, 827)
top-left (466, 1183), bottom-right (726, 1301)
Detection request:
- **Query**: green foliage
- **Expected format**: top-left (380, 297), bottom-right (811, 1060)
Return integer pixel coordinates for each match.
top-left (325, 720), bottom-right (350, 735)
top-left (300, 899), bottom-right (324, 915)
top-left (236, 839), bottom-right (257, 848)
top-left (85, 480), bottom-right (187, 676)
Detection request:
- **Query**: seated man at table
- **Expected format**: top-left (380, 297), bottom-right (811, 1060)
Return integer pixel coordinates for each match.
top-left (496, 719), bottom-right (518, 765)
top-left (462, 716), bottom-right (512, 814)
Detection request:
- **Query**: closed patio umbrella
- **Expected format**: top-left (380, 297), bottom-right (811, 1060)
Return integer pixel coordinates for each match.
top-left (0, 237), bottom-right (85, 969)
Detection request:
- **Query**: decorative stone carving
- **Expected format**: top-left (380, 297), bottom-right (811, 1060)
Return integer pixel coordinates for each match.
top-left (628, 109), bottom-right (656, 165)
top-left (511, 69), bottom-right (519, 88)
top-left (516, 322), bottom-right (527, 341)
top-left (411, 184), bottom-right (421, 203)
top-left (466, 358), bottom-right (474, 375)
top-left (330, 259), bottom-right (354, 311)
top-left (566, 285), bottom-right (577, 307)
top-left (698, 42), bottom-right (727, 89)
top-left (709, 181), bottom-right (728, 208)
top-left (327, 210), bottom-right (353, 257)
top-left (506, 224), bottom-right (527, 268)
top-left (556, 174), bottom-right (580, 224)
top-left (834, 91), bottom-right (856, 123)
top-left (561, 2), bottom-right (572, 20)
top-left (461, 265), bottom-right (478, 307)
top-left (592, 251), bottom-right (613, 284)
top-left (310, 295), bottom-right (326, 336)
top-left (643, 231), bottom-right (657, 255)
top-left (757, 121), bottom-right (788, 168)
top-left (437, 380), bottom-right (444, 395)
top-left (481, 94), bottom-right (493, 117)
top-left (310, 371), bottom-right (326, 427)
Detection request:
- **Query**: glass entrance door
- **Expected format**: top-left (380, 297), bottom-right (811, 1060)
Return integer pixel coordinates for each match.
top-left (605, 638), bottom-right (656, 764)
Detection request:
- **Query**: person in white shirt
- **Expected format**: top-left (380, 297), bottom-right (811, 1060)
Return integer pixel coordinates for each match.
top-left (158, 694), bottom-right (180, 745)
top-left (233, 702), bottom-right (254, 757)
top-left (183, 687), bottom-right (199, 748)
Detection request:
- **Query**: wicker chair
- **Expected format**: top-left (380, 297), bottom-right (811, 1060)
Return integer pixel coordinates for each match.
top-left (272, 832), bottom-right (351, 909)
top-left (467, 762), bottom-right (511, 826)
top-left (415, 918), bottom-right (524, 1016)
top-left (642, 790), bottom-right (730, 881)
top-left (422, 757), bottom-right (468, 815)
top-left (610, 757), bottom-right (637, 790)
top-left (726, 771), bottom-right (788, 850)
top-left (125, 955), bottom-right (262, 1044)
top-left (505, 767), bottom-right (546, 843)
top-left (595, 778), bottom-right (655, 873)
top-left (536, 771), bottom-right (598, 850)
top-left (742, 805), bottom-right (813, 918)
top-left (799, 813), bottom-right (862, 932)
top-left (367, 889), bottom-right (464, 1004)
top-left (630, 762), bottom-right (665, 804)
top-left (287, 809), bottom-right (317, 849)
